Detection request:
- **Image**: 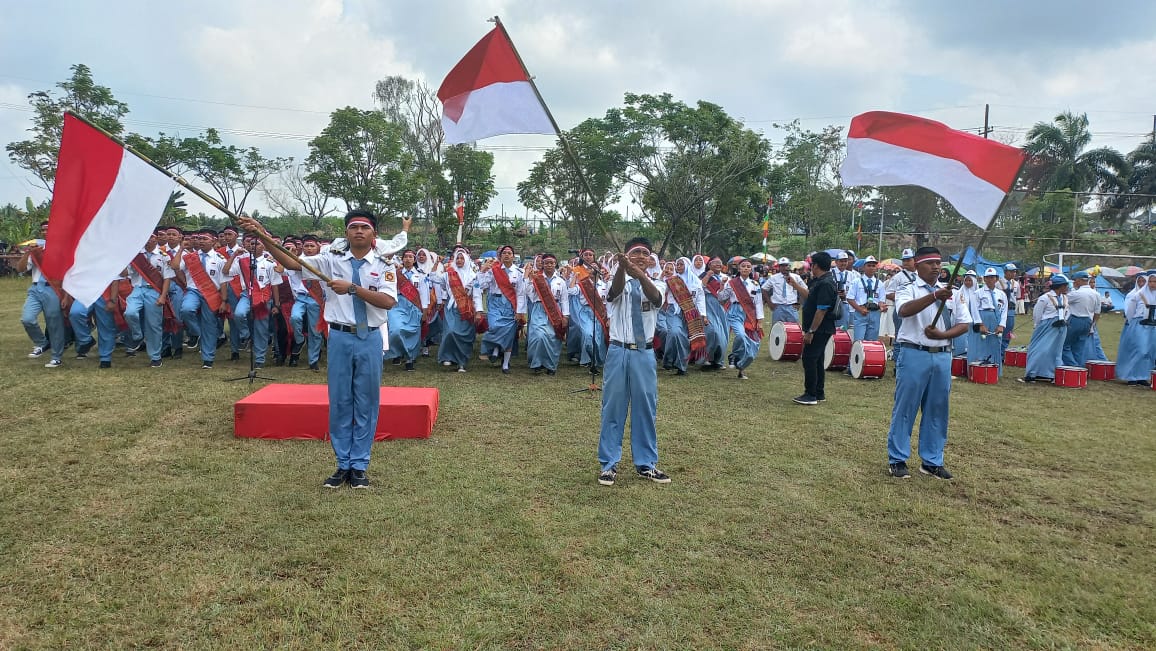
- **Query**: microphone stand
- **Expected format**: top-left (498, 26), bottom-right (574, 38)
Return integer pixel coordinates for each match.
top-left (226, 251), bottom-right (277, 385)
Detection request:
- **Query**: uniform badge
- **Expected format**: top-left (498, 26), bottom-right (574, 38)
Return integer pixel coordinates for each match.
top-left (384, 271), bottom-right (395, 282)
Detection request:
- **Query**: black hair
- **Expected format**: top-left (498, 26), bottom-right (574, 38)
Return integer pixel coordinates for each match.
top-left (624, 236), bottom-right (653, 252)
top-left (811, 251), bottom-right (833, 271)
top-left (914, 246), bottom-right (940, 259)
top-left (344, 209), bottom-right (378, 230)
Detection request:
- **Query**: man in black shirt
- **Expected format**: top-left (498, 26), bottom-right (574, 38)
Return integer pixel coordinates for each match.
top-left (795, 251), bottom-right (838, 405)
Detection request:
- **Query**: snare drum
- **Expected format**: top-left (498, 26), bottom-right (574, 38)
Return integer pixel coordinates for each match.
top-left (850, 340), bottom-right (886, 378)
top-left (1004, 347), bottom-right (1027, 367)
top-left (1054, 365), bottom-right (1087, 388)
top-left (824, 330), bottom-right (852, 370)
top-left (769, 321), bottom-right (803, 361)
top-left (968, 362), bottom-right (999, 384)
top-left (1085, 360), bottom-right (1115, 381)
top-left (951, 355), bottom-right (968, 377)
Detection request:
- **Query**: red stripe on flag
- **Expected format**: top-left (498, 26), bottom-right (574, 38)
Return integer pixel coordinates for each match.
top-left (847, 111), bottom-right (1024, 192)
top-left (42, 115), bottom-right (124, 281)
top-left (437, 27), bottom-right (528, 121)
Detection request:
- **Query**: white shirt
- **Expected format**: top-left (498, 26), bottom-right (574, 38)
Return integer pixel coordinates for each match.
top-left (716, 276), bottom-right (765, 320)
top-left (1067, 285), bottom-right (1101, 319)
top-left (833, 267), bottom-right (859, 293)
top-left (286, 268), bottom-right (307, 295)
top-left (399, 266), bottom-right (431, 309)
top-left (521, 273), bottom-right (570, 317)
top-left (886, 268), bottom-right (917, 300)
top-left (179, 249), bottom-right (230, 292)
top-left (1123, 285), bottom-right (1155, 320)
top-left (662, 278), bottom-right (707, 316)
top-left (127, 248), bottom-right (177, 288)
top-left (973, 284), bottom-right (1009, 328)
top-left (847, 273), bottom-right (884, 307)
top-left (763, 272), bottom-right (804, 305)
top-left (895, 277), bottom-right (972, 347)
top-left (428, 268), bottom-right (484, 313)
top-left (1033, 290), bottom-right (1069, 324)
top-left (252, 255), bottom-right (282, 292)
top-left (607, 278), bottom-right (666, 344)
top-left (298, 248), bottom-right (399, 328)
top-left (477, 263), bottom-right (527, 313)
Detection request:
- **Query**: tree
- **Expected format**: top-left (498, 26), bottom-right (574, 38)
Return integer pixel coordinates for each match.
top-left (1103, 135), bottom-right (1156, 226)
top-left (306, 107), bottom-right (420, 217)
top-left (436, 145), bottom-right (497, 248)
top-left (6, 64), bottom-right (129, 192)
top-left (261, 164), bottom-right (336, 227)
top-left (1023, 111), bottom-right (1128, 195)
top-left (768, 121), bottom-right (850, 248)
top-left (374, 76), bottom-right (446, 227)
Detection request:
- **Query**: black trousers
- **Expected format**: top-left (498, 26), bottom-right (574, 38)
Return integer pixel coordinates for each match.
top-left (802, 331), bottom-right (832, 398)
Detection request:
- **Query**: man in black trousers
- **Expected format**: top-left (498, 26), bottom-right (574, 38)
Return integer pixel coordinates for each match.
top-left (795, 251), bottom-right (837, 405)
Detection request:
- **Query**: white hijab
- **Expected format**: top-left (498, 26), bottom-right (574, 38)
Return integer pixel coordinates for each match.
top-left (449, 249), bottom-right (475, 286)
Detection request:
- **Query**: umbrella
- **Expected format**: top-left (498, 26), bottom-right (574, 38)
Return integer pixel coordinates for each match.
top-left (878, 259), bottom-right (902, 271)
top-left (824, 248), bottom-right (845, 259)
top-left (1116, 265), bottom-right (1144, 276)
top-left (749, 252), bottom-right (772, 262)
top-left (1088, 265), bottom-right (1124, 279)
top-left (480, 250), bottom-right (498, 259)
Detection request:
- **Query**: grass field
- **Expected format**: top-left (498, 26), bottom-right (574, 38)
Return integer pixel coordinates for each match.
top-left (1, 275), bottom-right (1153, 650)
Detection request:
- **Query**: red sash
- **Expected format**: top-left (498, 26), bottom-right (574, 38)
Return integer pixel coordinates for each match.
top-left (303, 279), bottom-right (329, 337)
top-left (728, 276), bottom-right (763, 341)
top-left (182, 251), bottom-right (223, 312)
top-left (228, 254), bottom-right (251, 297)
top-left (667, 276), bottom-right (706, 357)
top-left (250, 273), bottom-right (273, 320)
top-left (705, 274), bottom-right (729, 310)
top-left (161, 247), bottom-right (187, 289)
top-left (530, 271), bottom-right (567, 340)
top-left (28, 249), bottom-right (67, 302)
top-left (397, 269), bottom-right (422, 307)
top-left (129, 253), bottom-right (166, 293)
top-left (447, 266), bottom-right (475, 321)
top-left (102, 281), bottom-right (130, 331)
top-left (575, 268), bottom-right (608, 338)
top-left (491, 263), bottom-right (519, 308)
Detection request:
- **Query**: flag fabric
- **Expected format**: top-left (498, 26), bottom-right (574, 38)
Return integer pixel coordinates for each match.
top-left (455, 196), bottom-right (466, 224)
top-left (438, 25), bottom-right (555, 144)
top-left (840, 111), bottom-right (1026, 229)
top-left (42, 114), bottom-right (175, 306)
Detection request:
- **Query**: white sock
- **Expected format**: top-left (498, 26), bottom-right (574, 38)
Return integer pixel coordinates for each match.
top-left (502, 351), bottom-right (512, 369)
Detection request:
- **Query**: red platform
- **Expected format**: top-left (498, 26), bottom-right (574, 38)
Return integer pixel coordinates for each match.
top-left (234, 384), bottom-right (438, 441)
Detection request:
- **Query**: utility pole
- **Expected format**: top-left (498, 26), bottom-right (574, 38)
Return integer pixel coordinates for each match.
top-left (983, 104), bottom-right (992, 138)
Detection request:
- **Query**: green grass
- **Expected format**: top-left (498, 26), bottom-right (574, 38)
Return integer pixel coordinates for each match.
top-left (0, 275), bottom-right (1153, 650)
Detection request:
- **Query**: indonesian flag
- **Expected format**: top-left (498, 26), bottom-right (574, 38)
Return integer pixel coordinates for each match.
top-left (438, 25), bottom-right (555, 144)
top-left (42, 114), bottom-right (175, 305)
top-left (840, 111), bottom-right (1026, 229)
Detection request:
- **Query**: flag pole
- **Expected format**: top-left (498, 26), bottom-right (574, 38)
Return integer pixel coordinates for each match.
top-left (491, 16), bottom-right (622, 251)
top-left (64, 111), bottom-right (333, 283)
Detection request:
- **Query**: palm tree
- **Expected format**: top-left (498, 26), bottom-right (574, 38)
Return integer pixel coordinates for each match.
top-left (1023, 111), bottom-right (1129, 194)
top-left (1103, 135), bottom-right (1156, 224)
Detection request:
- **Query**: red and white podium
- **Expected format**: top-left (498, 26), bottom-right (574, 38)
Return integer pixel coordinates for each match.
top-left (234, 384), bottom-right (438, 441)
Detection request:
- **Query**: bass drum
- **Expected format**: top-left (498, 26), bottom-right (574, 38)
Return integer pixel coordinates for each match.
top-left (850, 340), bottom-right (886, 378)
top-left (824, 330), bottom-right (852, 370)
top-left (769, 321), bottom-right (803, 361)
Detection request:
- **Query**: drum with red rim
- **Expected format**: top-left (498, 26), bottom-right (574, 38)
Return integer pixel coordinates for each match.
top-left (951, 355), bottom-right (968, 377)
top-left (1085, 360), bottom-right (1115, 381)
top-left (1054, 365), bottom-right (1088, 388)
top-left (769, 321), bottom-right (803, 361)
top-left (1004, 347), bottom-right (1027, 367)
top-left (1151, 370), bottom-right (1156, 390)
top-left (850, 340), bottom-right (886, 379)
top-left (824, 330), bottom-right (852, 370)
top-left (968, 362), bottom-right (999, 384)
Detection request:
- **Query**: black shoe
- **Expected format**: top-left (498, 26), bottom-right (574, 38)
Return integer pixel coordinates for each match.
top-left (888, 462), bottom-right (911, 479)
top-left (230, 352), bottom-right (240, 361)
top-left (598, 465), bottom-right (618, 486)
top-left (254, 363), bottom-right (263, 370)
top-left (675, 369), bottom-right (687, 376)
top-left (125, 341), bottom-right (142, 354)
top-left (919, 464), bottom-right (953, 480)
top-left (1018, 376), bottom-right (1035, 383)
top-left (290, 340), bottom-right (304, 356)
top-left (636, 466), bottom-right (671, 483)
top-left (546, 369), bottom-right (556, 376)
top-left (323, 468), bottom-right (350, 488)
top-left (793, 394), bottom-right (818, 405)
top-left (348, 469), bottom-right (370, 489)
top-left (99, 361), bottom-right (112, 369)
top-left (150, 359), bottom-right (162, 368)
top-left (216, 336), bottom-right (227, 349)
top-left (309, 362), bottom-right (319, 371)
top-left (172, 349), bottom-right (183, 360)
top-left (274, 356), bottom-right (285, 367)
top-left (501, 367), bottom-right (510, 374)
top-left (185, 336), bottom-right (200, 350)
top-left (816, 395), bottom-right (827, 402)
top-left (288, 354), bottom-right (299, 367)
top-left (161, 346), bottom-right (173, 358)
top-left (405, 361), bottom-right (415, 371)
top-left (532, 367), bottom-right (543, 375)
top-left (201, 361), bottom-right (213, 369)
top-left (76, 341), bottom-right (94, 358)
top-left (391, 357), bottom-right (401, 365)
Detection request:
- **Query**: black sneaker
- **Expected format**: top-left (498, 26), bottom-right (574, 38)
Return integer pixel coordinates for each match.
top-left (99, 361), bottom-right (112, 369)
top-left (348, 469), bottom-right (370, 489)
top-left (150, 359), bottom-right (162, 368)
top-left (816, 395), bottom-right (827, 402)
top-left (125, 341), bottom-right (142, 354)
top-left (1017, 376), bottom-right (1035, 383)
top-left (323, 468), bottom-right (350, 488)
top-left (230, 352), bottom-right (240, 361)
top-left (598, 465), bottom-right (618, 486)
top-left (161, 346), bottom-right (173, 359)
top-left (546, 369), bottom-right (556, 376)
top-left (309, 361), bottom-right (319, 371)
top-left (405, 361), bottom-right (415, 371)
top-left (172, 348), bottom-right (183, 360)
top-left (201, 361), bottom-right (213, 369)
top-left (186, 336), bottom-right (200, 350)
top-left (919, 464), bottom-right (953, 480)
top-left (793, 394), bottom-right (818, 405)
top-left (636, 466), bottom-right (671, 483)
top-left (253, 363), bottom-right (263, 370)
top-left (288, 354), bottom-right (299, 367)
top-left (888, 462), bottom-right (911, 479)
top-left (290, 340), bottom-right (304, 356)
top-left (391, 357), bottom-right (401, 365)
top-left (76, 341), bottom-right (93, 359)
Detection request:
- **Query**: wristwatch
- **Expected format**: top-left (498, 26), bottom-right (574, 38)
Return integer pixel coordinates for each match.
top-left (348, 285), bottom-right (358, 296)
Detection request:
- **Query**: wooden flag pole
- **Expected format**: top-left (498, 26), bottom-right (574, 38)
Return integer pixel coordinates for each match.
top-left (491, 16), bottom-right (622, 251)
top-left (65, 111), bottom-right (333, 283)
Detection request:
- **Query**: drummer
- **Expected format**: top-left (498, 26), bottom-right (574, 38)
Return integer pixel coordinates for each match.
top-left (764, 257), bottom-right (806, 324)
top-left (1020, 273), bottom-right (1070, 384)
top-left (847, 256), bottom-right (886, 343)
top-left (968, 267), bottom-right (1008, 372)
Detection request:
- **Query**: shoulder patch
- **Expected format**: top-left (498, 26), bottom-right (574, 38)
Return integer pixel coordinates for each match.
top-left (384, 271), bottom-right (395, 282)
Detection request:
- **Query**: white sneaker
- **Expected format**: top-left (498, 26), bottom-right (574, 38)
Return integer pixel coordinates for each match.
top-left (28, 346), bottom-right (45, 358)
top-left (44, 359), bottom-right (62, 368)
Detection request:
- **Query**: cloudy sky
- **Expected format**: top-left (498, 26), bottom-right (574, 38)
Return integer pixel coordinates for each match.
top-left (3, 0), bottom-right (1154, 221)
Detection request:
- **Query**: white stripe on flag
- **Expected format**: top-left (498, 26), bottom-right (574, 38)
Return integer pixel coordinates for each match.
top-left (442, 80), bottom-right (554, 144)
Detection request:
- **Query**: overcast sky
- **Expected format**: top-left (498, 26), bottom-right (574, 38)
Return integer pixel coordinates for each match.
top-left (3, 0), bottom-right (1155, 222)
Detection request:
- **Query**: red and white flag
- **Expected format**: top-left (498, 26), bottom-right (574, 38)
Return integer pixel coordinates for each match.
top-left (437, 25), bottom-right (555, 144)
top-left (42, 114), bottom-right (175, 305)
top-left (840, 111), bottom-right (1026, 229)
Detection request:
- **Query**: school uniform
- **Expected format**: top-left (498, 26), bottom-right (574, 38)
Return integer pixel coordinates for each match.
top-left (522, 272), bottom-right (570, 372)
top-left (967, 285), bottom-right (1007, 371)
top-left (1025, 290), bottom-right (1069, 381)
top-left (847, 273), bottom-right (886, 342)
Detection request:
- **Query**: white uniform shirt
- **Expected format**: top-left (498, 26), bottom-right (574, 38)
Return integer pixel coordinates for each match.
top-left (179, 249), bottom-right (230, 292)
top-left (286, 268), bottom-right (307, 295)
top-left (298, 249), bottom-right (398, 328)
top-left (717, 276), bottom-right (765, 320)
top-left (428, 268), bottom-right (484, 313)
top-left (477, 264), bottom-right (527, 313)
top-left (127, 248), bottom-right (177, 288)
top-left (886, 269), bottom-right (918, 301)
top-left (895, 276), bottom-right (972, 347)
top-left (1123, 285), bottom-right (1155, 320)
top-left (252, 255), bottom-right (282, 291)
top-left (399, 266), bottom-right (431, 309)
top-left (972, 285), bottom-right (1009, 328)
top-left (763, 272), bottom-right (804, 305)
top-left (1033, 290), bottom-right (1069, 324)
top-left (847, 274), bottom-right (885, 307)
top-left (1067, 285), bottom-right (1101, 319)
top-left (606, 278), bottom-right (666, 344)
top-left (521, 273), bottom-right (570, 317)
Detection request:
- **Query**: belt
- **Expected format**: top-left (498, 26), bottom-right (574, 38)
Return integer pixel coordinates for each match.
top-left (610, 339), bottom-right (653, 350)
top-left (896, 342), bottom-right (951, 353)
top-left (32, 281), bottom-right (50, 286)
top-left (330, 322), bottom-right (378, 333)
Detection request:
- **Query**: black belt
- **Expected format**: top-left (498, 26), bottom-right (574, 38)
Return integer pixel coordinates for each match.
top-left (610, 339), bottom-right (653, 350)
top-left (896, 342), bottom-right (951, 353)
top-left (32, 281), bottom-right (50, 286)
top-left (331, 323), bottom-right (378, 333)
